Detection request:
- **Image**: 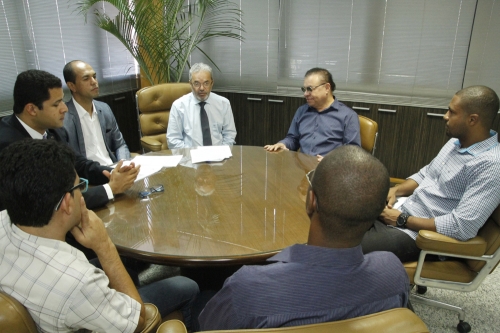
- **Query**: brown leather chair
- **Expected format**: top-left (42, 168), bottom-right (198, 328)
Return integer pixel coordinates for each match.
top-left (402, 203), bottom-right (500, 333)
top-left (136, 83), bottom-right (192, 152)
top-left (358, 115), bottom-right (378, 155)
top-left (0, 290), bottom-right (161, 333)
top-left (156, 308), bottom-right (429, 333)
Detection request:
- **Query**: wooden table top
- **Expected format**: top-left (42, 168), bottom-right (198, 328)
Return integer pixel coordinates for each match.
top-left (95, 146), bottom-right (318, 266)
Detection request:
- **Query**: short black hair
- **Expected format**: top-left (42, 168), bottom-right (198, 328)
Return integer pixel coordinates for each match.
top-left (13, 70), bottom-right (62, 114)
top-left (456, 85), bottom-right (499, 127)
top-left (0, 139), bottom-right (76, 227)
top-left (63, 60), bottom-right (82, 84)
top-left (311, 145), bottom-right (389, 240)
top-left (305, 67), bottom-right (336, 93)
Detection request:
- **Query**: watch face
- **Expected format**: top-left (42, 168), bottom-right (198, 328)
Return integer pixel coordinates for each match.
top-left (397, 214), bottom-right (407, 227)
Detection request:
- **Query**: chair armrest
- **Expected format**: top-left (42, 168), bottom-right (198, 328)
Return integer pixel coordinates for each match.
top-left (141, 137), bottom-right (163, 152)
top-left (416, 230), bottom-right (487, 257)
top-left (390, 177), bottom-right (405, 184)
top-left (156, 320), bottom-right (187, 333)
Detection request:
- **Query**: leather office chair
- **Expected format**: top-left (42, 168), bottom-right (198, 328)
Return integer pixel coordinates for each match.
top-left (0, 290), bottom-right (161, 333)
top-left (136, 83), bottom-right (192, 152)
top-left (156, 308), bottom-right (429, 333)
top-left (402, 202), bottom-right (500, 333)
top-left (358, 115), bottom-right (378, 155)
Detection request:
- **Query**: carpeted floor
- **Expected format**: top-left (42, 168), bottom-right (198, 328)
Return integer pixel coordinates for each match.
top-left (412, 267), bottom-right (500, 332)
top-left (139, 264), bottom-right (500, 332)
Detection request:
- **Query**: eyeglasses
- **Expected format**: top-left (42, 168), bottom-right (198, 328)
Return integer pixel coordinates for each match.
top-left (306, 170), bottom-right (320, 212)
top-left (54, 178), bottom-right (88, 211)
top-left (301, 82), bottom-right (327, 93)
top-left (139, 184), bottom-right (164, 199)
top-left (191, 81), bottom-right (212, 88)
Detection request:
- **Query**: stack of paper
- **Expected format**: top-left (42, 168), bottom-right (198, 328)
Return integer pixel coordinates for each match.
top-left (190, 146), bottom-right (232, 163)
top-left (121, 155), bottom-right (183, 181)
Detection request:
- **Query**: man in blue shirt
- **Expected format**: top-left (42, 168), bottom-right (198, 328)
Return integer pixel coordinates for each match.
top-left (362, 85), bottom-right (500, 262)
top-left (198, 146), bottom-right (408, 330)
top-left (264, 68), bottom-right (360, 162)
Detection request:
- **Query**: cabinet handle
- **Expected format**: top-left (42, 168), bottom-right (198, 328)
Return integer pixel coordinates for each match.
top-left (352, 106), bottom-right (370, 111)
top-left (114, 96), bottom-right (126, 101)
top-left (427, 113), bottom-right (446, 118)
top-left (247, 97), bottom-right (262, 101)
top-left (268, 99), bottom-right (283, 103)
top-left (378, 108), bottom-right (396, 113)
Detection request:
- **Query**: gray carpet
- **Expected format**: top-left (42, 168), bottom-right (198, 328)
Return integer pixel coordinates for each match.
top-left (139, 264), bottom-right (500, 332)
top-left (412, 267), bottom-right (500, 332)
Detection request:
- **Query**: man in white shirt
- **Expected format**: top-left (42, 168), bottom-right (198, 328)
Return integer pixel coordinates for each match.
top-left (63, 60), bottom-right (131, 165)
top-left (167, 63), bottom-right (237, 148)
top-left (0, 139), bottom-right (199, 332)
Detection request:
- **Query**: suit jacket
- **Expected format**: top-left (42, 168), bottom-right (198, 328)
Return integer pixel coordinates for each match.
top-left (0, 115), bottom-right (111, 210)
top-left (64, 99), bottom-right (130, 163)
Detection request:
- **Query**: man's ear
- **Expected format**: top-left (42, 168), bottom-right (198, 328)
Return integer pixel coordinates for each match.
top-left (59, 193), bottom-right (73, 216)
top-left (66, 81), bottom-right (76, 93)
top-left (305, 188), bottom-right (318, 217)
top-left (468, 113), bottom-right (479, 126)
top-left (24, 103), bottom-right (38, 117)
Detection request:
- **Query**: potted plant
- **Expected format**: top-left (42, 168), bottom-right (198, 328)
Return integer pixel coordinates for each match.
top-left (77, 0), bottom-right (244, 85)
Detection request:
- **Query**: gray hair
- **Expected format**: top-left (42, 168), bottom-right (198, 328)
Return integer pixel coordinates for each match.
top-left (189, 63), bottom-right (213, 81)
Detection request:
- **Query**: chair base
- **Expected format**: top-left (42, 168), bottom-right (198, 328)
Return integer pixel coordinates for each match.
top-left (410, 289), bottom-right (471, 333)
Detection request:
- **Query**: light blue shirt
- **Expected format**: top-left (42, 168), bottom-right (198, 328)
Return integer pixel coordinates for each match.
top-left (400, 131), bottom-right (500, 241)
top-left (167, 92), bottom-right (236, 149)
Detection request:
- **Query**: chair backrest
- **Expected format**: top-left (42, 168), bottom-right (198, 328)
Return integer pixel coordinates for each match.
top-left (0, 291), bottom-right (37, 333)
top-left (136, 83), bottom-right (192, 151)
top-left (358, 115), bottom-right (378, 155)
top-left (157, 308), bottom-right (429, 333)
top-left (468, 204), bottom-right (500, 272)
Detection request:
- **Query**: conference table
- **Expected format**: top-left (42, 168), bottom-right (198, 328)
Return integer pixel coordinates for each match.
top-left (95, 146), bottom-right (318, 267)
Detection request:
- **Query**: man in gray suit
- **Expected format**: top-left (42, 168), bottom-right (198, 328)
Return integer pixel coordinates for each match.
top-left (63, 60), bottom-right (130, 165)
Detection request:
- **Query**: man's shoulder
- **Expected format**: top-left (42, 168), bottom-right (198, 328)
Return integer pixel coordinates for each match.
top-left (173, 92), bottom-right (193, 104)
top-left (0, 115), bottom-right (28, 151)
top-left (94, 99), bottom-right (112, 112)
top-left (209, 92), bottom-right (230, 103)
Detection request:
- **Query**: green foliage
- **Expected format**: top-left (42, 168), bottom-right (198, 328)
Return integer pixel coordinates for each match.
top-left (77, 0), bottom-right (244, 84)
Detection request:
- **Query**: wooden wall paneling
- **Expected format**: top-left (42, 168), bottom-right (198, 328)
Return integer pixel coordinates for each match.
top-left (245, 95), bottom-right (267, 146)
top-left (265, 96), bottom-right (288, 145)
top-left (415, 109), bottom-right (449, 171)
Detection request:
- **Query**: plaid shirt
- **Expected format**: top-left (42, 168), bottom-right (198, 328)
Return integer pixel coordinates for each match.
top-left (0, 211), bottom-right (140, 333)
top-left (400, 131), bottom-right (500, 241)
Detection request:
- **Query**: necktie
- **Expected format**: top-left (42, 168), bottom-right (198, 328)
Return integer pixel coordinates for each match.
top-left (199, 102), bottom-right (212, 146)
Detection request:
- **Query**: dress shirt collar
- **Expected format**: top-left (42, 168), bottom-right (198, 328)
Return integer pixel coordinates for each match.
top-left (454, 130), bottom-right (499, 156)
top-left (268, 243), bottom-right (365, 267)
top-left (306, 96), bottom-right (339, 114)
top-left (72, 97), bottom-right (97, 120)
top-left (191, 92), bottom-right (214, 106)
top-left (16, 116), bottom-right (45, 139)
top-left (1, 210), bottom-right (85, 260)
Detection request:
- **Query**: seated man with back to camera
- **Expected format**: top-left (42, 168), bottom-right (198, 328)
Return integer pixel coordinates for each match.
top-left (0, 69), bottom-right (138, 211)
top-left (264, 68), bottom-right (361, 162)
top-left (198, 145), bottom-right (409, 330)
top-left (0, 139), bottom-right (199, 332)
top-left (63, 60), bottom-right (131, 165)
top-left (166, 62), bottom-right (237, 148)
top-left (361, 85), bottom-right (500, 262)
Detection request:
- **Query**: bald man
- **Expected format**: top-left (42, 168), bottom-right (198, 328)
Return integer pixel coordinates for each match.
top-left (362, 85), bottom-right (500, 262)
top-left (199, 146), bottom-right (408, 330)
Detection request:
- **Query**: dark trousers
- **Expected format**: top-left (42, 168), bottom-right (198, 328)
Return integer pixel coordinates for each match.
top-left (361, 221), bottom-right (421, 262)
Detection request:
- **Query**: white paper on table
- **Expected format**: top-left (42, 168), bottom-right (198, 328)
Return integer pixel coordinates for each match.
top-left (120, 155), bottom-right (183, 182)
top-left (190, 145), bottom-right (232, 163)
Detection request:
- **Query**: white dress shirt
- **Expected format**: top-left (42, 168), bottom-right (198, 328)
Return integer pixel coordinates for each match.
top-left (166, 92), bottom-right (237, 149)
top-left (72, 98), bottom-right (113, 166)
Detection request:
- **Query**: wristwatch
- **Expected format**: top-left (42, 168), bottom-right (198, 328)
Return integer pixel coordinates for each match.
top-left (396, 213), bottom-right (410, 228)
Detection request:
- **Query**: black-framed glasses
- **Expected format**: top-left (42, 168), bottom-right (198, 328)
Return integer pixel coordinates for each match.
top-left (139, 184), bottom-right (164, 199)
top-left (300, 82), bottom-right (327, 93)
top-left (191, 81), bottom-right (212, 88)
top-left (306, 169), bottom-right (320, 212)
top-left (54, 178), bottom-right (88, 211)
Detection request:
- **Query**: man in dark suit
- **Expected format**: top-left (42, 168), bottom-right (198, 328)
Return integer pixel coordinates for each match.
top-left (63, 60), bottom-right (130, 165)
top-left (0, 69), bottom-right (139, 210)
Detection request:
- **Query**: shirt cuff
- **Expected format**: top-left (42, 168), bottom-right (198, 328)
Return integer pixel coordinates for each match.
top-left (103, 184), bottom-right (114, 200)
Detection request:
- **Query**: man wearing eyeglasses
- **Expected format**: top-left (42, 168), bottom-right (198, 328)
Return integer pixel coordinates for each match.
top-left (264, 68), bottom-right (360, 162)
top-left (0, 139), bottom-right (199, 333)
top-left (198, 146), bottom-right (408, 330)
top-left (0, 69), bottom-right (139, 211)
top-left (167, 63), bottom-right (237, 148)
